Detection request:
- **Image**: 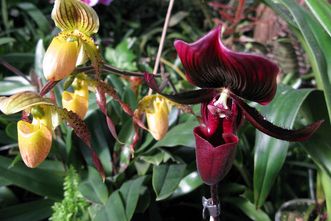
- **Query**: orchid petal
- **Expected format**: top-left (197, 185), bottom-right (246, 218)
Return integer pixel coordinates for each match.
top-left (174, 26), bottom-right (279, 105)
top-left (229, 92), bottom-right (324, 141)
top-left (194, 126), bottom-right (238, 185)
top-left (144, 72), bottom-right (217, 104)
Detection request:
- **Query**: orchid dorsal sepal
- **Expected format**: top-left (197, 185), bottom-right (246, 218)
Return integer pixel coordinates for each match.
top-left (52, 0), bottom-right (99, 35)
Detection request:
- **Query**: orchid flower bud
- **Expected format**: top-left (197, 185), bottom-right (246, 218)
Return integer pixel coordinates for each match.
top-left (17, 106), bottom-right (53, 168)
top-left (43, 36), bottom-right (80, 81)
top-left (62, 77), bottom-right (89, 119)
top-left (138, 95), bottom-right (172, 140)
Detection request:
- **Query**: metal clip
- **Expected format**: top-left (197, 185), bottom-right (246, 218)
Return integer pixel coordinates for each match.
top-left (202, 197), bottom-right (221, 220)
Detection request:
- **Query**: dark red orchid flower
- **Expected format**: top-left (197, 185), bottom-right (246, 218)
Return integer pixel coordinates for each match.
top-left (144, 26), bottom-right (323, 185)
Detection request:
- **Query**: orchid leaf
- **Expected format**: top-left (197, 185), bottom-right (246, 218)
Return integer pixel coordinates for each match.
top-left (17, 3), bottom-right (49, 33)
top-left (276, 0), bottom-right (331, 123)
top-left (34, 39), bottom-right (45, 79)
top-left (114, 119), bottom-right (134, 172)
top-left (305, 0), bottom-right (331, 38)
top-left (299, 90), bottom-right (331, 177)
top-left (78, 167), bottom-right (109, 205)
top-left (94, 191), bottom-right (127, 221)
top-left (0, 92), bottom-right (53, 115)
top-left (224, 197), bottom-right (271, 221)
top-left (0, 199), bottom-right (54, 221)
top-left (152, 120), bottom-right (198, 149)
top-left (152, 164), bottom-right (186, 200)
top-left (105, 38), bottom-right (137, 71)
top-left (254, 85), bottom-right (315, 208)
top-left (319, 168), bottom-right (331, 220)
top-left (94, 176), bottom-right (146, 221)
top-left (119, 176), bottom-right (146, 220)
top-left (172, 171), bottom-right (203, 198)
top-left (0, 77), bottom-right (34, 96)
top-left (0, 156), bottom-right (64, 200)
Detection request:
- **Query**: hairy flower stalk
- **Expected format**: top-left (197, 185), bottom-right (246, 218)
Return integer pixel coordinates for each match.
top-left (144, 26), bottom-right (323, 211)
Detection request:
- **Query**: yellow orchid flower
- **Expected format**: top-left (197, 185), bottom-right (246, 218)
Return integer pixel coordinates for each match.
top-left (0, 92), bottom-right (56, 168)
top-left (17, 105), bottom-right (53, 168)
top-left (138, 95), bottom-right (173, 140)
top-left (62, 77), bottom-right (89, 119)
top-left (43, 0), bottom-right (101, 82)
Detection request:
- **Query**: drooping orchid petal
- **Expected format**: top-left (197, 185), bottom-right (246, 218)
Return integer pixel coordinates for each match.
top-left (144, 72), bottom-right (217, 104)
top-left (228, 92), bottom-right (324, 141)
top-left (174, 26), bottom-right (279, 105)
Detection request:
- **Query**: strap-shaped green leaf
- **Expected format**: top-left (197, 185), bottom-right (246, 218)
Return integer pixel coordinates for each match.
top-left (254, 85), bottom-right (315, 208)
top-left (306, 0), bottom-right (331, 38)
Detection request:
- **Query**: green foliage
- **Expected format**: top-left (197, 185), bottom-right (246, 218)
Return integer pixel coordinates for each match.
top-left (105, 38), bottom-right (138, 71)
top-left (50, 167), bottom-right (89, 221)
top-left (254, 85), bottom-right (315, 208)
